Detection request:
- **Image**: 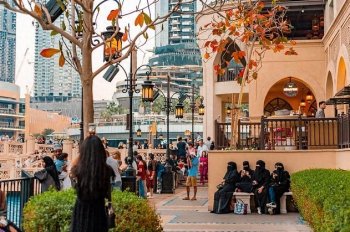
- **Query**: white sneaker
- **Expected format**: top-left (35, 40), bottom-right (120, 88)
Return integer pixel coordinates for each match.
top-left (257, 207), bottom-right (262, 215)
top-left (266, 202), bottom-right (277, 208)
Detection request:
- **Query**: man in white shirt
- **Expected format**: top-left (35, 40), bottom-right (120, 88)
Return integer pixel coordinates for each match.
top-left (197, 139), bottom-right (208, 157)
top-left (205, 137), bottom-right (212, 149)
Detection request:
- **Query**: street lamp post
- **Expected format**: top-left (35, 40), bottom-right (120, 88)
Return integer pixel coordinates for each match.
top-left (142, 75), bottom-right (179, 166)
top-left (113, 51), bottom-right (152, 178)
top-left (187, 84), bottom-right (205, 142)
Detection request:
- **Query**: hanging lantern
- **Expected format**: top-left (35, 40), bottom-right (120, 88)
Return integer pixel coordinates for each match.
top-left (226, 105), bottom-right (232, 116)
top-left (306, 91), bottom-right (313, 103)
top-left (184, 129), bottom-right (191, 136)
top-left (283, 77), bottom-right (298, 97)
top-left (198, 102), bottom-right (205, 116)
top-left (136, 128), bottom-right (142, 137)
top-left (101, 26), bottom-right (123, 62)
top-left (175, 103), bottom-right (184, 119)
top-left (300, 99), bottom-right (306, 107)
top-left (141, 79), bottom-right (154, 102)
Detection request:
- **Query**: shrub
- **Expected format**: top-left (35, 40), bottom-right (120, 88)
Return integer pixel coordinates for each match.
top-left (111, 190), bottom-right (163, 232)
top-left (23, 188), bottom-right (76, 232)
top-left (291, 169), bottom-right (350, 232)
top-left (23, 189), bottom-right (163, 232)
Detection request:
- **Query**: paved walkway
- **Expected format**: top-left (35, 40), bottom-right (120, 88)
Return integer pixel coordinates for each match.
top-left (149, 187), bottom-right (312, 232)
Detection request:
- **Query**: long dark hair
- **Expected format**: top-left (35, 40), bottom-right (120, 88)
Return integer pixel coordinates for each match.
top-left (71, 135), bottom-right (110, 200)
top-left (43, 156), bottom-right (61, 190)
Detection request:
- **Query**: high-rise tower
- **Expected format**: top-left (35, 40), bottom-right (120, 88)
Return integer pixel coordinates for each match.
top-left (0, 5), bottom-right (16, 83)
top-left (151, 0), bottom-right (202, 86)
top-left (33, 20), bottom-right (81, 102)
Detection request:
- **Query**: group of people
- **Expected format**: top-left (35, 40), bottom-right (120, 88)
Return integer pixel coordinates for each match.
top-left (212, 160), bottom-right (290, 215)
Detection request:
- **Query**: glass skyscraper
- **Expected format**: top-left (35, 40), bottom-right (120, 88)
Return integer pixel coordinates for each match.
top-left (33, 19), bottom-right (81, 102)
top-left (0, 5), bottom-right (16, 83)
top-left (151, 0), bottom-right (202, 86)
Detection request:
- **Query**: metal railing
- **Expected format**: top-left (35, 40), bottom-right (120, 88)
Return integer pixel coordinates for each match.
top-left (218, 112), bottom-right (350, 150)
top-left (338, 110), bottom-right (350, 149)
top-left (217, 67), bottom-right (243, 82)
top-left (0, 170), bottom-right (41, 229)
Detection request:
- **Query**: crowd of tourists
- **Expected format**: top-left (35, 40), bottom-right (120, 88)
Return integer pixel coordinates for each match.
top-left (212, 160), bottom-right (290, 215)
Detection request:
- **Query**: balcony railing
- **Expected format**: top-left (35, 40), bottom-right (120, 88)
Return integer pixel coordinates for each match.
top-left (217, 67), bottom-right (243, 82)
top-left (216, 111), bottom-right (350, 150)
top-left (0, 170), bottom-right (41, 229)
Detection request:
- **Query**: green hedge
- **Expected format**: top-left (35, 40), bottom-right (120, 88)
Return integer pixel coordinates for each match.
top-left (23, 189), bottom-right (162, 232)
top-left (291, 169), bottom-right (350, 232)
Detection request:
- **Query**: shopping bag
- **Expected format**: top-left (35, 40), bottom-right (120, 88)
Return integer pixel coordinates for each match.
top-left (233, 199), bottom-right (248, 215)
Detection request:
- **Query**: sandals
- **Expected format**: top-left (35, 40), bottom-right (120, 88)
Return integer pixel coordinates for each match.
top-left (191, 197), bottom-right (197, 201)
top-left (183, 197), bottom-right (190, 200)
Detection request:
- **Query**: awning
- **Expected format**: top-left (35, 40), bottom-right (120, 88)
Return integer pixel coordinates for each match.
top-left (326, 96), bottom-right (350, 105)
top-left (326, 85), bottom-right (350, 105)
top-left (335, 85), bottom-right (350, 97)
top-left (0, 97), bottom-right (24, 104)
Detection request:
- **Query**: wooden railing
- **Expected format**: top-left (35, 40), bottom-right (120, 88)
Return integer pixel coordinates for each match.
top-left (219, 112), bottom-right (350, 150)
top-left (215, 120), bottom-right (231, 149)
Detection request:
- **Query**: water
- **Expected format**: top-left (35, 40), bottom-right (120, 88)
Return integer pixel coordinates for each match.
top-left (6, 192), bottom-right (21, 226)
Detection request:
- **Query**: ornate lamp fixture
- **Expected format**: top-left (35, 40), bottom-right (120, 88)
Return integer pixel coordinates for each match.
top-left (283, 77), bottom-right (298, 97)
top-left (101, 26), bottom-right (123, 62)
top-left (136, 128), bottom-right (142, 137)
top-left (175, 103), bottom-right (184, 119)
top-left (306, 90), bottom-right (313, 103)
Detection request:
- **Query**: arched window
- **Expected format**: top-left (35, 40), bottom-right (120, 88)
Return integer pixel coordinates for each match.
top-left (264, 98), bottom-right (293, 116)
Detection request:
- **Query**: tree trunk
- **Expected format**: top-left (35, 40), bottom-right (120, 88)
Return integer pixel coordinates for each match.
top-left (81, 3), bottom-right (94, 138)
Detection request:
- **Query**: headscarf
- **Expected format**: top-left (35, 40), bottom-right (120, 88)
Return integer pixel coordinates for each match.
top-left (254, 160), bottom-right (266, 179)
top-left (43, 156), bottom-right (61, 190)
top-left (275, 162), bottom-right (285, 176)
top-left (243, 161), bottom-right (250, 171)
top-left (223, 161), bottom-right (237, 181)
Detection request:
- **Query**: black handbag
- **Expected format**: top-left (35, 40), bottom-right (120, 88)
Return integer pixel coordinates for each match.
top-left (105, 202), bottom-right (116, 229)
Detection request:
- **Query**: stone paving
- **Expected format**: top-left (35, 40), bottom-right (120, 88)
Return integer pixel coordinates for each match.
top-left (148, 187), bottom-right (312, 232)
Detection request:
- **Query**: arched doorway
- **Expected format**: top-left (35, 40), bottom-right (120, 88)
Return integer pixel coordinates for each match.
top-left (326, 71), bottom-right (333, 99)
top-left (337, 57), bottom-right (346, 91)
top-left (264, 77), bottom-right (316, 116)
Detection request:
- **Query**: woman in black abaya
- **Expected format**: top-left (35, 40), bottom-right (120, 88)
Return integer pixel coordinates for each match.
top-left (236, 161), bottom-right (254, 193)
top-left (252, 160), bottom-right (270, 214)
top-left (212, 162), bottom-right (240, 214)
top-left (266, 162), bottom-right (290, 214)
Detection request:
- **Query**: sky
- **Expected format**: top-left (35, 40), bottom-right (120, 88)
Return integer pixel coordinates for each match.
top-left (15, 2), bottom-right (155, 100)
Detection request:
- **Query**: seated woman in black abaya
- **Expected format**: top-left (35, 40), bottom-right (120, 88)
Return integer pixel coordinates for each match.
top-left (212, 162), bottom-right (240, 214)
top-left (266, 162), bottom-right (290, 214)
top-left (236, 161), bottom-right (254, 193)
top-left (252, 160), bottom-right (270, 214)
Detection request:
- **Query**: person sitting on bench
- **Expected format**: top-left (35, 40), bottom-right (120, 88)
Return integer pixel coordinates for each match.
top-left (236, 161), bottom-right (254, 193)
top-left (266, 162), bottom-right (290, 214)
top-left (252, 160), bottom-right (270, 214)
top-left (212, 162), bottom-right (240, 214)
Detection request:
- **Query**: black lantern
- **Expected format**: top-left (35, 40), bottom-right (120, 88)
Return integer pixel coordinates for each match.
top-left (226, 105), bottom-right (232, 116)
top-left (101, 26), bottom-right (123, 62)
top-left (142, 79), bottom-right (154, 102)
top-left (198, 102), bottom-right (205, 116)
top-left (136, 128), bottom-right (142, 137)
top-left (175, 103), bottom-right (184, 119)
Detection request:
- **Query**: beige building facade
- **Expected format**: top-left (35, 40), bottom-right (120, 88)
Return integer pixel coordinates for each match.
top-left (197, 1), bottom-right (350, 139)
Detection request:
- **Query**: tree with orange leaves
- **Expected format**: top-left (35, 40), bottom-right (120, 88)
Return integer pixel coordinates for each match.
top-left (199, 0), bottom-right (297, 148)
top-left (0, 0), bottom-right (215, 137)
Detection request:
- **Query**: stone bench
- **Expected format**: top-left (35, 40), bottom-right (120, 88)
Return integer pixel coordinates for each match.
top-left (233, 191), bottom-right (293, 214)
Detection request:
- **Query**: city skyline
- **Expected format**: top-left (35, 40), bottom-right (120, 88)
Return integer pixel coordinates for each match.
top-left (15, 8), bottom-right (154, 100)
